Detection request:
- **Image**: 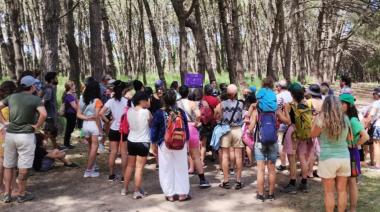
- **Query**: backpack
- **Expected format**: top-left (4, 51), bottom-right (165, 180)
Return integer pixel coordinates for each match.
top-left (291, 102), bottom-right (313, 140)
top-left (200, 101), bottom-right (215, 126)
top-left (164, 110), bottom-right (186, 150)
top-left (119, 107), bottom-right (130, 136)
top-left (256, 112), bottom-right (278, 145)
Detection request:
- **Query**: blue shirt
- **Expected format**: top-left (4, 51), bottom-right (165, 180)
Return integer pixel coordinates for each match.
top-left (150, 108), bottom-right (190, 146)
top-left (257, 88), bottom-right (277, 112)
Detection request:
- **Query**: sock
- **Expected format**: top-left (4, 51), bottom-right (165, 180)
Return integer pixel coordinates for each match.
top-left (290, 179), bottom-right (296, 186)
top-left (301, 178), bottom-right (307, 184)
top-left (198, 174), bottom-right (205, 181)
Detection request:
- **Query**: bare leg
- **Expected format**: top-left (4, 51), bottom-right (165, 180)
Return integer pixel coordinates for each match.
top-left (348, 177), bottom-right (358, 212)
top-left (298, 154), bottom-right (309, 179)
top-left (3, 167), bottom-right (13, 195)
top-left (288, 154), bottom-right (297, 180)
top-left (373, 141), bottom-right (380, 167)
top-left (222, 147), bottom-right (230, 182)
top-left (123, 156), bottom-right (136, 190)
top-left (17, 168), bottom-right (29, 196)
top-left (120, 142), bottom-right (128, 176)
top-left (0, 157), bottom-right (4, 192)
top-left (336, 176), bottom-right (348, 212)
top-left (218, 149), bottom-right (223, 171)
top-left (229, 147), bottom-right (235, 170)
top-left (234, 148), bottom-right (243, 182)
top-left (134, 156), bottom-right (147, 192)
top-left (268, 160), bottom-right (276, 194)
top-left (245, 146), bottom-right (253, 166)
top-left (190, 148), bottom-right (204, 174)
top-left (108, 141), bottom-right (119, 175)
top-left (188, 156), bottom-right (195, 173)
top-left (322, 178), bottom-right (336, 212)
top-left (201, 137), bottom-right (207, 166)
top-left (86, 135), bottom-right (99, 170)
top-left (256, 161), bottom-right (265, 195)
top-left (369, 144), bottom-right (375, 165)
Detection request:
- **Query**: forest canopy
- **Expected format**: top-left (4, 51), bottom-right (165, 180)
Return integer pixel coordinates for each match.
top-left (0, 0), bottom-right (379, 87)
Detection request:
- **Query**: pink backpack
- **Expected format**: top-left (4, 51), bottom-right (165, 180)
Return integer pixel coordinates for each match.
top-left (242, 124), bottom-right (254, 149)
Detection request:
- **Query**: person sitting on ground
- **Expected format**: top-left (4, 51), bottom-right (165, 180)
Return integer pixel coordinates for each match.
top-left (151, 89), bottom-right (191, 202)
top-left (340, 75), bottom-right (353, 94)
top-left (177, 85), bottom-right (211, 188)
top-left (340, 93), bottom-right (369, 212)
top-left (43, 71), bottom-right (61, 150)
top-left (256, 78), bottom-right (278, 112)
top-left (0, 75), bottom-right (47, 203)
top-left (214, 84), bottom-right (244, 190)
top-left (311, 95), bottom-right (351, 212)
top-left (121, 91), bottom-right (151, 199)
top-left (33, 132), bottom-right (78, 172)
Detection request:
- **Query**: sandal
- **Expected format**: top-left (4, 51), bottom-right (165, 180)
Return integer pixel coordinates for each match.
top-left (219, 181), bottom-right (231, 189)
top-left (178, 195), bottom-right (192, 202)
top-left (165, 196), bottom-right (175, 202)
top-left (235, 181), bottom-right (243, 190)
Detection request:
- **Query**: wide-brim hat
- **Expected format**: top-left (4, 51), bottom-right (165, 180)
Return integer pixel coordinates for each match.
top-left (306, 84), bottom-right (322, 97)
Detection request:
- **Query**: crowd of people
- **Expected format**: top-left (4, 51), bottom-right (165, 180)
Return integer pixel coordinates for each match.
top-left (0, 71), bottom-right (379, 212)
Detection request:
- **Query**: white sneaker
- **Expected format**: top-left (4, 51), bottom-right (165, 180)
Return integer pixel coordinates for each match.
top-left (91, 171), bottom-right (100, 178)
top-left (121, 188), bottom-right (128, 196)
top-left (84, 170), bottom-right (92, 178)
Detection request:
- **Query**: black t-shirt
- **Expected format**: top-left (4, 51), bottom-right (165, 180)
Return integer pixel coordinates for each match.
top-left (149, 96), bottom-right (162, 115)
top-left (33, 146), bottom-right (48, 171)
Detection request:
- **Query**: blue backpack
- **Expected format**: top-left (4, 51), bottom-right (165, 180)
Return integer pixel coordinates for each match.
top-left (255, 112), bottom-right (278, 145)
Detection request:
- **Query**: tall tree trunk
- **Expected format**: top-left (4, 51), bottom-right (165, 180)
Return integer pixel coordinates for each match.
top-left (231, 0), bottom-right (244, 84)
top-left (64, 0), bottom-right (81, 92)
top-left (5, 0), bottom-right (24, 79)
top-left (266, 0), bottom-right (282, 80)
top-left (101, 0), bottom-right (117, 78)
top-left (143, 0), bottom-right (166, 86)
top-left (41, 0), bottom-right (60, 74)
top-left (89, 0), bottom-right (103, 81)
top-left (0, 26), bottom-right (15, 79)
top-left (24, 0), bottom-right (39, 69)
top-left (137, 0), bottom-right (147, 84)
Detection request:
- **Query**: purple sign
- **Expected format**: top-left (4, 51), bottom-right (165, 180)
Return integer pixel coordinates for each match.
top-left (185, 73), bottom-right (204, 88)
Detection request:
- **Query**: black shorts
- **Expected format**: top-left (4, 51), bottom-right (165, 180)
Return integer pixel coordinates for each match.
top-left (127, 141), bottom-right (150, 157)
top-left (108, 129), bottom-right (128, 142)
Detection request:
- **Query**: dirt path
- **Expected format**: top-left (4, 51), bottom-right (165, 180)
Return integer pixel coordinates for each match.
top-left (1, 84), bottom-right (380, 212)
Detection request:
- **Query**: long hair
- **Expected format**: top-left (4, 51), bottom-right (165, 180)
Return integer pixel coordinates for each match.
top-left (83, 81), bottom-right (101, 105)
top-left (342, 101), bottom-right (359, 119)
top-left (320, 95), bottom-right (346, 140)
top-left (0, 81), bottom-right (17, 100)
top-left (62, 81), bottom-right (75, 102)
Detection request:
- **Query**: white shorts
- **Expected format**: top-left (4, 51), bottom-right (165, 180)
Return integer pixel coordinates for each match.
top-left (318, 158), bottom-right (350, 179)
top-left (3, 133), bottom-right (36, 169)
top-left (82, 121), bottom-right (100, 137)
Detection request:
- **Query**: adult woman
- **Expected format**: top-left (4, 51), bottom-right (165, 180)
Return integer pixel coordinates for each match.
top-left (311, 95), bottom-right (351, 212)
top-left (151, 89), bottom-right (190, 202)
top-left (121, 91), bottom-right (151, 199)
top-left (99, 80), bottom-right (129, 181)
top-left (177, 85), bottom-right (211, 188)
top-left (77, 80), bottom-right (103, 178)
top-left (62, 81), bottom-right (78, 149)
top-left (340, 93), bottom-right (369, 212)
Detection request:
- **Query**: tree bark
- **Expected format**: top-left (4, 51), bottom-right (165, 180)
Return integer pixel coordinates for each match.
top-left (101, 0), bottom-right (117, 78)
top-left (143, 0), bottom-right (166, 86)
top-left (231, 0), bottom-right (244, 84)
top-left (89, 0), bottom-right (103, 81)
top-left (0, 25), bottom-right (15, 79)
top-left (41, 0), bottom-right (60, 74)
top-left (5, 0), bottom-right (24, 79)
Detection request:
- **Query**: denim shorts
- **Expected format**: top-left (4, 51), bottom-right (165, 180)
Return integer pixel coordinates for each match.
top-left (254, 142), bottom-right (278, 163)
top-left (373, 126), bottom-right (380, 140)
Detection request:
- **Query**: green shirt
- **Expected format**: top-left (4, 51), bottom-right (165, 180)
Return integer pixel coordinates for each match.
top-left (350, 117), bottom-right (364, 145)
top-left (2, 93), bottom-right (43, 134)
top-left (316, 116), bottom-right (350, 161)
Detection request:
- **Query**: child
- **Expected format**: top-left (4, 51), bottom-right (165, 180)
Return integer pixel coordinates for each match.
top-left (33, 132), bottom-right (78, 172)
top-left (256, 78), bottom-right (277, 112)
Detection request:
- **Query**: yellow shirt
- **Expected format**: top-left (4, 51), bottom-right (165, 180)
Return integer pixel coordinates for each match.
top-left (0, 107), bottom-right (9, 157)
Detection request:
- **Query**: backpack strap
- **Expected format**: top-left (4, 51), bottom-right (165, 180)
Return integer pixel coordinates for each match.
top-left (229, 100), bottom-right (240, 125)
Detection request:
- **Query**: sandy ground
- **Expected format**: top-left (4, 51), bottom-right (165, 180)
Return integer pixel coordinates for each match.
top-left (1, 83), bottom-right (380, 212)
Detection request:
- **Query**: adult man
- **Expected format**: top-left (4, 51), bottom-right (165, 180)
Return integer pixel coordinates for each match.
top-left (214, 84), bottom-right (244, 189)
top-left (43, 72), bottom-right (60, 149)
top-left (340, 75), bottom-right (353, 94)
top-left (366, 87), bottom-right (380, 170)
top-left (0, 76), bottom-right (47, 203)
top-left (275, 80), bottom-right (293, 171)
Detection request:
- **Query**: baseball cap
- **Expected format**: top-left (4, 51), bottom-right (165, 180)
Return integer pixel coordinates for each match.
top-left (20, 76), bottom-right (38, 87)
top-left (249, 86), bottom-right (257, 93)
top-left (339, 93), bottom-right (355, 105)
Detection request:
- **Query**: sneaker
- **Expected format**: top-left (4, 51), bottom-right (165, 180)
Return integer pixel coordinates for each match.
top-left (92, 164), bottom-right (100, 172)
top-left (91, 171), bottom-right (100, 178)
top-left (98, 143), bottom-right (106, 153)
top-left (199, 179), bottom-right (211, 189)
top-left (281, 183), bottom-right (297, 194)
top-left (64, 144), bottom-right (75, 149)
top-left (2, 193), bottom-right (12, 203)
top-left (133, 191), bottom-right (144, 199)
top-left (298, 183), bottom-right (309, 193)
top-left (84, 170), bottom-right (92, 178)
top-left (267, 193), bottom-right (275, 201)
top-left (121, 188), bottom-right (128, 196)
top-left (64, 163), bottom-right (79, 168)
top-left (17, 192), bottom-right (34, 203)
top-left (229, 169), bottom-right (235, 175)
top-left (108, 174), bottom-right (117, 181)
top-left (256, 194), bottom-right (265, 202)
top-left (276, 165), bottom-right (286, 171)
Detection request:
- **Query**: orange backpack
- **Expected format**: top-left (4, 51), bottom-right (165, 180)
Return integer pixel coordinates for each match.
top-left (164, 110), bottom-right (186, 150)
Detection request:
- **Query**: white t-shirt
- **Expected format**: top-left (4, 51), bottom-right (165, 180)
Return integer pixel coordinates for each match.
top-left (104, 97), bottom-right (129, 131)
top-left (370, 100), bottom-right (380, 127)
top-left (127, 108), bottom-right (151, 143)
top-left (276, 90), bottom-right (293, 107)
